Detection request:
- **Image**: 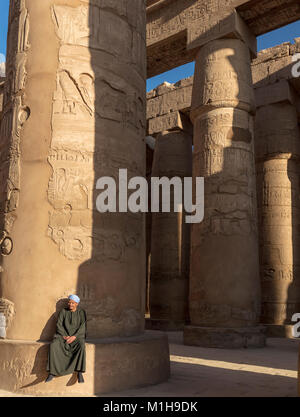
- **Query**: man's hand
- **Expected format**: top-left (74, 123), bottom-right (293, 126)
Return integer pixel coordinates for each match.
top-left (66, 336), bottom-right (76, 344)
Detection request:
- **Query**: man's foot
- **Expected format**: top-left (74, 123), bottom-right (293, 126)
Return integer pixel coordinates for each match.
top-left (77, 372), bottom-right (85, 383)
top-left (45, 374), bottom-right (55, 383)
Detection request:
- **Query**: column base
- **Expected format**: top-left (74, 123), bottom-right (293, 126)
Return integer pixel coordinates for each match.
top-left (145, 318), bottom-right (185, 331)
top-left (262, 324), bottom-right (295, 338)
top-left (184, 325), bottom-right (266, 348)
top-left (0, 331), bottom-right (170, 396)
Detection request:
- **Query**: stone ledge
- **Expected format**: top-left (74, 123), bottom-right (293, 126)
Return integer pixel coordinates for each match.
top-left (0, 331), bottom-right (170, 396)
top-left (184, 325), bottom-right (266, 349)
top-left (255, 79), bottom-right (298, 109)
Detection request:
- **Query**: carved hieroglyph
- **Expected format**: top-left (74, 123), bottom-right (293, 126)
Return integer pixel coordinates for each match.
top-left (0, 0), bottom-right (30, 237)
top-left (0, 298), bottom-right (15, 331)
top-left (47, 2), bottom-right (146, 338)
top-left (146, 0), bottom-right (300, 77)
top-left (0, 1), bottom-right (30, 336)
top-left (49, 4), bottom-right (145, 267)
top-left (255, 102), bottom-right (300, 326)
top-left (48, 5), bottom-right (95, 261)
top-left (187, 39), bottom-right (262, 344)
top-left (0, 4), bottom-right (171, 397)
top-left (0, 0), bottom-right (147, 342)
top-left (147, 0), bottom-right (253, 48)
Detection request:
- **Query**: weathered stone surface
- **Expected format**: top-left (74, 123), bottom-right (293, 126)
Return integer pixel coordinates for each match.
top-left (191, 39), bottom-right (256, 116)
top-left (0, 64), bottom-right (5, 78)
top-left (187, 9), bottom-right (257, 57)
top-left (254, 79), bottom-right (299, 109)
top-left (0, 0), bottom-right (30, 241)
top-left (146, 41), bottom-right (300, 128)
top-left (147, 1), bottom-right (255, 77)
top-left (147, 78), bottom-right (193, 120)
top-left (0, 298), bottom-right (15, 331)
top-left (0, 79), bottom-right (4, 114)
top-left (149, 127), bottom-right (192, 330)
top-left (237, 0), bottom-right (300, 37)
top-left (0, 331), bottom-right (170, 395)
top-left (252, 41), bottom-right (300, 94)
top-left (146, 40), bottom-right (300, 342)
top-left (145, 137), bottom-right (155, 316)
top-left (148, 111), bottom-right (193, 136)
top-left (146, 0), bottom-right (300, 77)
top-left (185, 38), bottom-right (263, 348)
top-left (255, 102), bottom-right (300, 330)
top-left (0, 0), bottom-right (171, 396)
top-left (0, 0), bottom-right (148, 341)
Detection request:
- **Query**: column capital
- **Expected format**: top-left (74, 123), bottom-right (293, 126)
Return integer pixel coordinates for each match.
top-left (190, 38), bottom-right (256, 120)
top-left (187, 9), bottom-right (257, 58)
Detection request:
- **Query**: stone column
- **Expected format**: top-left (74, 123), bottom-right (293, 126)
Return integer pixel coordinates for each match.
top-left (145, 136), bottom-right (155, 316)
top-left (184, 38), bottom-right (265, 348)
top-left (0, 0), bottom-right (169, 395)
top-left (148, 118), bottom-right (192, 330)
top-left (0, 78), bottom-right (4, 116)
top-left (254, 82), bottom-right (300, 337)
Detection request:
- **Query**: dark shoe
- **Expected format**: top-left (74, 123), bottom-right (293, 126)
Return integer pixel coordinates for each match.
top-left (45, 374), bottom-right (54, 383)
top-left (77, 372), bottom-right (85, 383)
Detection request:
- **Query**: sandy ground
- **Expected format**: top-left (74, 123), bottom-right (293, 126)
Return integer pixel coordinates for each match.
top-left (0, 332), bottom-right (299, 397)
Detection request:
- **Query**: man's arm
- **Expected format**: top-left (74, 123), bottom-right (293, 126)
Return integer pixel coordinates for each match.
top-left (72, 310), bottom-right (87, 338)
top-left (56, 309), bottom-right (67, 337)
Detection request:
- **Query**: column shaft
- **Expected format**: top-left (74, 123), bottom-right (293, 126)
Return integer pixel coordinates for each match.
top-left (255, 102), bottom-right (300, 336)
top-left (149, 129), bottom-right (192, 330)
top-left (145, 142), bottom-right (154, 316)
top-left (0, 0), bottom-right (147, 340)
top-left (185, 39), bottom-right (265, 348)
top-left (0, 0), bottom-right (171, 397)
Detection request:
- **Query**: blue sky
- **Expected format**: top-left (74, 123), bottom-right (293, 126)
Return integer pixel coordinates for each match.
top-left (147, 20), bottom-right (300, 91)
top-left (0, 1), bottom-right (299, 90)
top-left (0, 0), bottom-right (9, 63)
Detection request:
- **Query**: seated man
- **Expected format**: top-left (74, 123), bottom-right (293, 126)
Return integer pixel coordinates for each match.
top-left (46, 295), bottom-right (86, 383)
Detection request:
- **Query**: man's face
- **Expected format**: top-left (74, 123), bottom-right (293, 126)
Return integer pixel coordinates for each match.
top-left (68, 299), bottom-right (78, 311)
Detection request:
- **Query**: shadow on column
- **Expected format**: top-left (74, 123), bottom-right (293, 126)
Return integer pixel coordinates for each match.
top-left (255, 97), bottom-right (300, 336)
top-left (147, 128), bottom-right (192, 331)
top-left (185, 35), bottom-right (265, 348)
top-left (74, 1), bottom-right (169, 395)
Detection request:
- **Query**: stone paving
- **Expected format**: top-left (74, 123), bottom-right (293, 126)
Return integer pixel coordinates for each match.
top-left (0, 331), bottom-right (298, 397)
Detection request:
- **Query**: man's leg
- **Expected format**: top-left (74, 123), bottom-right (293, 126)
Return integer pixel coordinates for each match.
top-left (76, 339), bottom-right (86, 383)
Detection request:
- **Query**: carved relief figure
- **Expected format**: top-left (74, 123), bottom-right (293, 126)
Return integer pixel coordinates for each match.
top-left (0, 2), bottom-right (30, 244)
top-left (52, 5), bottom-right (90, 46)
